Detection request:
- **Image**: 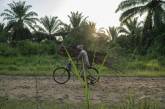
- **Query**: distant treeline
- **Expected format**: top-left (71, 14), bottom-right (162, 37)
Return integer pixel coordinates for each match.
top-left (0, 0), bottom-right (165, 58)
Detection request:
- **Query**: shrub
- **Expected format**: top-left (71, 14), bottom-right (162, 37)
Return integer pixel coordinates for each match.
top-left (16, 40), bottom-right (57, 55)
top-left (40, 40), bottom-right (57, 55)
top-left (0, 32), bottom-right (9, 43)
top-left (17, 40), bottom-right (40, 55)
top-left (0, 43), bottom-right (18, 56)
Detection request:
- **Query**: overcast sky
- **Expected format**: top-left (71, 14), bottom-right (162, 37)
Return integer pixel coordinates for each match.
top-left (0, 0), bottom-right (122, 29)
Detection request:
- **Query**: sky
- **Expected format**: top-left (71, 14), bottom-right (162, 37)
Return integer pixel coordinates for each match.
top-left (0, 0), bottom-right (122, 29)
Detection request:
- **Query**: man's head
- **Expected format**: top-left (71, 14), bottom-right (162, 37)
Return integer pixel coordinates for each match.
top-left (77, 44), bottom-right (84, 50)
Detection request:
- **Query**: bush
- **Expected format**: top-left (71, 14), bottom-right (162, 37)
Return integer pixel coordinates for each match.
top-left (16, 40), bottom-right (57, 55)
top-left (0, 32), bottom-right (9, 43)
top-left (40, 40), bottom-right (57, 55)
top-left (0, 43), bottom-right (18, 56)
top-left (17, 40), bottom-right (41, 55)
top-left (147, 33), bottom-right (165, 57)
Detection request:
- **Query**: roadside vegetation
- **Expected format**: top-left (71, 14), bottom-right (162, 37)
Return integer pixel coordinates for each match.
top-left (0, 1), bottom-right (164, 77)
top-left (0, 0), bottom-right (165, 109)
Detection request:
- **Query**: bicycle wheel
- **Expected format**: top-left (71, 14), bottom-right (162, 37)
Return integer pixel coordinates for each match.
top-left (86, 67), bottom-right (100, 84)
top-left (53, 67), bottom-right (70, 84)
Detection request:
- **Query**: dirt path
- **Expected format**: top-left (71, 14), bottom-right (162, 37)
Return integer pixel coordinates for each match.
top-left (0, 76), bottom-right (165, 104)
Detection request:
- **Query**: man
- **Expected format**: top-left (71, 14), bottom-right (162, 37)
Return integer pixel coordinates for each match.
top-left (77, 44), bottom-right (95, 85)
top-left (77, 44), bottom-right (90, 68)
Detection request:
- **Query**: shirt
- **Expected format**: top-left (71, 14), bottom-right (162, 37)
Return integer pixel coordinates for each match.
top-left (78, 49), bottom-right (90, 66)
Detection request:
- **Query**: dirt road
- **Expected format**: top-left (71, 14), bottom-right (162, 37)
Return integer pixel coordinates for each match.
top-left (0, 76), bottom-right (165, 105)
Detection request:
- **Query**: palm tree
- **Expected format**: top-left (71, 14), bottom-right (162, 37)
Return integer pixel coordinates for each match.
top-left (37, 16), bottom-right (61, 40)
top-left (116, 0), bottom-right (165, 30)
top-left (1, 1), bottom-right (38, 40)
top-left (106, 27), bottom-right (119, 41)
top-left (68, 11), bottom-right (88, 29)
top-left (0, 23), bottom-right (5, 32)
top-left (118, 18), bottom-right (143, 37)
top-left (63, 11), bottom-right (89, 45)
top-left (59, 22), bottom-right (72, 34)
top-left (118, 18), bottom-right (143, 52)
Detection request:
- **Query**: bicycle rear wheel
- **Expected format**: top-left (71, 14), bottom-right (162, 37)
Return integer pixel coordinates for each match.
top-left (53, 67), bottom-right (70, 84)
top-left (86, 67), bottom-right (100, 84)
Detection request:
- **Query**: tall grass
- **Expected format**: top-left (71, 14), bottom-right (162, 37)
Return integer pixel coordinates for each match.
top-left (63, 46), bottom-right (91, 109)
top-left (118, 96), bottom-right (160, 109)
top-left (63, 45), bottom-right (110, 109)
top-left (0, 55), bottom-right (66, 76)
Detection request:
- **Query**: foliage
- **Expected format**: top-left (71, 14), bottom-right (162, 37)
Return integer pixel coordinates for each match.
top-left (0, 40), bottom-right (58, 56)
top-left (0, 23), bottom-right (10, 43)
top-left (117, 18), bottom-right (143, 53)
top-left (147, 32), bottom-right (165, 57)
top-left (116, 0), bottom-right (165, 55)
top-left (106, 26), bottom-right (119, 41)
top-left (68, 11), bottom-right (87, 29)
top-left (16, 40), bottom-right (57, 55)
top-left (0, 43), bottom-right (18, 56)
top-left (116, 0), bottom-right (165, 29)
top-left (33, 16), bottom-right (62, 40)
top-left (118, 95), bottom-right (160, 109)
top-left (64, 19), bottom-right (97, 48)
top-left (0, 55), bottom-right (65, 75)
top-left (0, 0), bottom-right (38, 41)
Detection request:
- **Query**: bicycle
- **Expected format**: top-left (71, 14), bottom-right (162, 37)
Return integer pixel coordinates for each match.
top-left (53, 60), bottom-right (100, 84)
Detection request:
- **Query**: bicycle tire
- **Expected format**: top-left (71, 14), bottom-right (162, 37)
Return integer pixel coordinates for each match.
top-left (87, 67), bottom-right (100, 84)
top-left (53, 67), bottom-right (70, 84)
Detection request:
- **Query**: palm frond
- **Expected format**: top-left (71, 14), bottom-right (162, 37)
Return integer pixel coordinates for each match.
top-left (3, 9), bottom-right (15, 16)
top-left (106, 27), bottom-right (119, 41)
top-left (116, 0), bottom-right (149, 12)
top-left (39, 16), bottom-right (61, 35)
top-left (24, 11), bottom-right (38, 18)
top-left (68, 11), bottom-right (87, 28)
top-left (119, 6), bottom-right (147, 22)
top-left (118, 27), bottom-right (130, 35)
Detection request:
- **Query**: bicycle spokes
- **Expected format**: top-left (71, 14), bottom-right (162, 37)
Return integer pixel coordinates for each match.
top-left (53, 67), bottom-right (70, 84)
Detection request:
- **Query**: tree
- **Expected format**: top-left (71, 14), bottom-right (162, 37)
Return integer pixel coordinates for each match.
top-left (118, 18), bottom-right (143, 37)
top-left (1, 1), bottom-right (38, 41)
top-left (118, 18), bottom-right (143, 53)
top-left (106, 27), bottom-right (119, 41)
top-left (68, 11), bottom-right (88, 29)
top-left (0, 23), bottom-right (9, 42)
top-left (36, 16), bottom-right (61, 40)
top-left (64, 11), bottom-right (89, 46)
top-left (116, 0), bottom-right (165, 31)
top-left (0, 23), bottom-right (5, 33)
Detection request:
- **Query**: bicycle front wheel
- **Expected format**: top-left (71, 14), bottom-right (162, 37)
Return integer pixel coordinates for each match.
top-left (53, 67), bottom-right (70, 84)
top-left (87, 67), bottom-right (100, 84)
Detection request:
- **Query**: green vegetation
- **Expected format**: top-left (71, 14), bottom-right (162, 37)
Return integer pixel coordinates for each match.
top-left (0, 55), bottom-right (164, 77)
top-left (0, 96), bottom-right (163, 109)
top-left (0, 0), bottom-right (165, 109)
top-left (0, 55), bottom-right (66, 76)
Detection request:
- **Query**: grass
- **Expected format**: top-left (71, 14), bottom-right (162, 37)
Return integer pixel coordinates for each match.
top-left (0, 55), bottom-right (66, 76)
top-left (0, 55), bottom-right (165, 77)
top-left (0, 96), bottom-right (163, 109)
top-left (96, 65), bottom-right (165, 77)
